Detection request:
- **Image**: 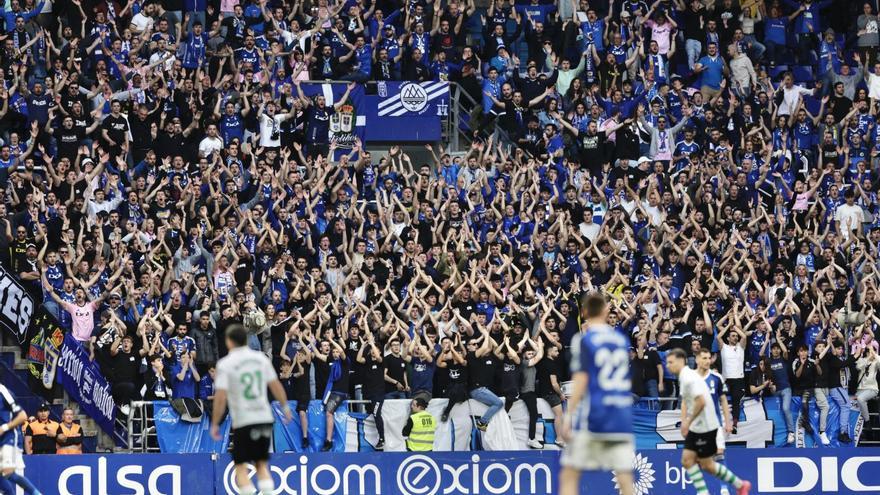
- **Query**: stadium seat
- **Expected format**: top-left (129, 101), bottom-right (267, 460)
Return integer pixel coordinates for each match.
top-left (769, 65), bottom-right (789, 80)
top-left (793, 66), bottom-right (813, 84)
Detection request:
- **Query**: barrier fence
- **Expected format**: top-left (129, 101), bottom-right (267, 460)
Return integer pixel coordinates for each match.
top-left (22, 448), bottom-right (880, 495)
top-left (126, 394), bottom-right (861, 454)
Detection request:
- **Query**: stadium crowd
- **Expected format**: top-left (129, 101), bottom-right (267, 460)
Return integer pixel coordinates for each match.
top-left (0, 0), bottom-right (877, 453)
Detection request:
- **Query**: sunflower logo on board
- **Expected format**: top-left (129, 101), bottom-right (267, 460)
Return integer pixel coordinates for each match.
top-left (612, 453), bottom-right (656, 495)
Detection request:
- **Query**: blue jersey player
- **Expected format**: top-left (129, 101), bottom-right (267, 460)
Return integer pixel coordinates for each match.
top-left (696, 348), bottom-right (734, 495)
top-left (0, 384), bottom-right (41, 495)
top-left (560, 293), bottom-right (635, 495)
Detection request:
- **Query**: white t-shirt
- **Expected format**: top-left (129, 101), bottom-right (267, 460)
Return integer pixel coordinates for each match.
top-left (199, 136), bottom-right (224, 157)
top-left (215, 346), bottom-right (278, 428)
top-left (131, 12), bottom-right (154, 32)
top-left (720, 343), bottom-right (745, 379)
top-left (259, 113), bottom-right (286, 148)
top-left (835, 203), bottom-right (863, 237)
top-left (679, 367), bottom-right (720, 434)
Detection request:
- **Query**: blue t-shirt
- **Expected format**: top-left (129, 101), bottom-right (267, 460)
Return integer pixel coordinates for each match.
top-left (571, 323), bottom-right (633, 437)
top-left (410, 357), bottom-right (435, 393)
top-left (172, 363), bottom-right (197, 399)
top-left (704, 370), bottom-right (726, 425)
top-left (769, 357), bottom-right (791, 390)
top-left (697, 55), bottom-right (724, 90)
top-left (199, 375), bottom-right (214, 400)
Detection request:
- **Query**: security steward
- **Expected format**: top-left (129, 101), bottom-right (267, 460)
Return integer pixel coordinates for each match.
top-left (402, 397), bottom-right (436, 451)
top-left (56, 408), bottom-right (83, 454)
top-left (24, 404), bottom-right (59, 454)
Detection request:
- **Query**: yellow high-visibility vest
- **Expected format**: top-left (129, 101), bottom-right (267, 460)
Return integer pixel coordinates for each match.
top-left (406, 411), bottom-right (436, 451)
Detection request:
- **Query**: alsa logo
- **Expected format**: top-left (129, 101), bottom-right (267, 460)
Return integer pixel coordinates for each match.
top-left (57, 457), bottom-right (181, 495)
top-left (758, 456), bottom-right (880, 492)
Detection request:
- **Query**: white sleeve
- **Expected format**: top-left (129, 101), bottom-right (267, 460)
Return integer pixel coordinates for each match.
top-left (265, 356), bottom-right (279, 382)
top-left (215, 363), bottom-right (229, 391)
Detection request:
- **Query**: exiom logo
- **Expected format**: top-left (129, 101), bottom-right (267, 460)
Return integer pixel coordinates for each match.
top-left (222, 454), bottom-right (553, 495)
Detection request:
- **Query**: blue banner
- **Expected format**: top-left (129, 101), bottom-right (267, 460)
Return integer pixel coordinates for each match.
top-left (23, 448), bottom-right (880, 495)
top-left (26, 453), bottom-right (213, 495)
top-left (55, 333), bottom-right (117, 439)
top-left (272, 400), bottom-right (349, 453)
top-left (298, 82), bottom-right (366, 156)
top-left (153, 401), bottom-right (231, 454)
top-left (365, 81), bottom-right (449, 142)
top-left (634, 396), bottom-right (862, 450)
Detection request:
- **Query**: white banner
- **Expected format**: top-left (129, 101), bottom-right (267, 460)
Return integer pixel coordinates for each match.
top-left (346, 398), bottom-right (560, 452)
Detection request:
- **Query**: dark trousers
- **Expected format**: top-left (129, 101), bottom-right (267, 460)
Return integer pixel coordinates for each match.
top-left (520, 392), bottom-right (539, 440)
top-left (442, 383), bottom-right (469, 418)
top-left (727, 377), bottom-right (746, 425)
top-left (366, 395), bottom-right (385, 441)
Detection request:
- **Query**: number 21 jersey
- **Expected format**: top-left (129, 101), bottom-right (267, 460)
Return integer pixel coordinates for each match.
top-left (215, 347), bottom-right (278, 429)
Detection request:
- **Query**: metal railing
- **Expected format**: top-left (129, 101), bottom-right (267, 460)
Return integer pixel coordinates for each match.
top-left (127, 401), bottom-right (160, 453)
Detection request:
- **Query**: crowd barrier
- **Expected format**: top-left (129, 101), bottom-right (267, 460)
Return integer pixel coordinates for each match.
top-left (22, 448), bottom-right (880, 495)
top-left (145, 395), bottom-right (861, 454)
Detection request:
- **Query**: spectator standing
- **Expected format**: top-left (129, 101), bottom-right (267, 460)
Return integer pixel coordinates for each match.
top-left (466, 328), bottom-right (504, 431)
top-left (402, 397), bottom-right (436, 452)
top-left (55, 409), bottom-right (83, 455)
top-left (769, 343), bottom-right (796, 444)
top-left (857, 2), bottom-right (880, 67)
top-left (717, 321), bottom-right (747, 433)
top-left (855, 345), bottom-right (880, 427)
top-left (172, 353), bottom-right (201, 400)
top-left (24, 405), bottom-right (58, 455)
top-left (792, 346), bottom-right (820, 435)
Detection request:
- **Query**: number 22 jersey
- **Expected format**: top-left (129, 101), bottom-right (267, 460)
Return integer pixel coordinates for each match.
top-left (571, 324), bottom-right (634, 439)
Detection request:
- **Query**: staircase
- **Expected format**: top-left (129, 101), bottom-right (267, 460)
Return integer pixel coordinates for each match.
top-left (0, 346), bottom-right (99, 452)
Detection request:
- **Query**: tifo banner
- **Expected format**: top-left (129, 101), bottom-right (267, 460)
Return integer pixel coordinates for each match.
top-left (153, 401), bottom-right (231, 454)
top-left (634, 397), bottom-right (861, 449)
top-left (23, 448), bottom-right (880, 495)
top-left (365, 81), bottom-right (449, 141)
top-left (26, 306), bottom-right (65, 384)
top-left (56, 333), bottom-right (117, 438)
top-left (298, 82), bottom-right (366, 156)
top-left (0, 263), bottom-right (34, 343)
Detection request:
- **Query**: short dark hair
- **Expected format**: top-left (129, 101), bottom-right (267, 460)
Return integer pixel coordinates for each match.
top-left (698, 347), bottom-right (712, 356)
top-left (668, 348), bottom-right (688, 361)
top-left (580, 292), bottom-right (607, 319)
top-left (226, 324), bottom-right (248, 347)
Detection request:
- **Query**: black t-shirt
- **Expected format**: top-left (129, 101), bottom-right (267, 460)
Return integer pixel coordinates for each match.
top-left (384, 353), bottom-right (407, 393)
top-left (102, 114), bottom-right (129, 145)
top-left (790, 357), bottom-right (817, 391)
top-left (452, 299), bottom-right (476, 320)
top-left (330, 358), bottom-right (351, 394)
top-left (314, 358), bottom-right (330, 396)
top-left (749, 367), bottom-right (770, 398)
top-left (466, 351), bottom-right (497, 391)
top-left (577, 130), bottom-right (607, 169)
top-left (362, 353), bottom-right (386, 397)
top-left (536, 357), bottom-right (561, 397)
top-left (634, 349), bottom-right (661, 382)
top-left (444, 357), bottom-right (468, 390)
top-left (499, 356), bottom-right (521, 394)
top-left (112, 350), bottom-right (141, 384)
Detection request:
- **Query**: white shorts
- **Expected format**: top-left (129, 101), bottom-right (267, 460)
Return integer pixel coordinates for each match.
top-left (0, 444), bottom-right (24, 470)
top-left (560, 431), bottom-right (634, 472)
top-left (716, 428), bottom-right (726, 451)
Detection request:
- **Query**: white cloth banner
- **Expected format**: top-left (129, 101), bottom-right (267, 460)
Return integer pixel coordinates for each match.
top-left (345, 398), bottom-right (559, 452)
